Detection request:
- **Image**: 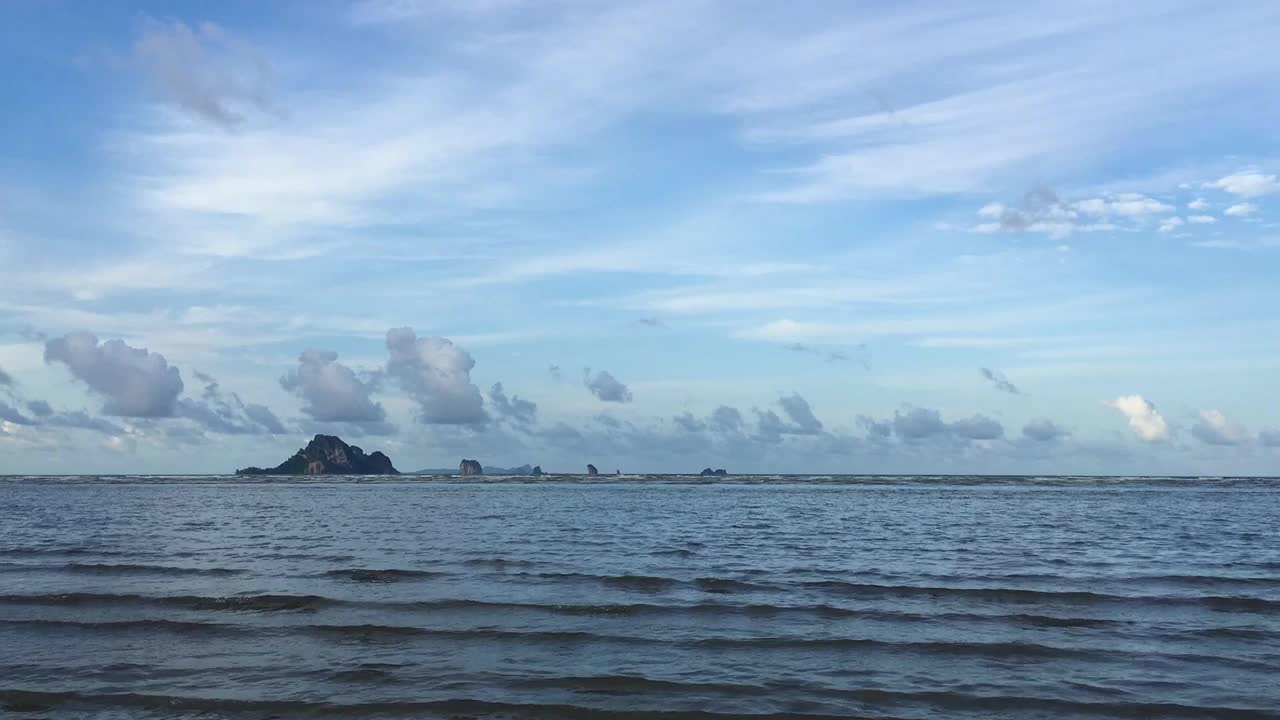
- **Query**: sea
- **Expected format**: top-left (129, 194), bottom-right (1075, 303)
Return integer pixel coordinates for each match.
top-left (1, 475), bottom-right (1278, 719)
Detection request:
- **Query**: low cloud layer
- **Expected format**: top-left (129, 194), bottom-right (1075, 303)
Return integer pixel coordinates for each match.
top-left (386, 328), bottom-right (487, 425)
top-left (890, 407), bottom-right (1005, 442)
top-left (584, 369), bottom-right (633, 403)
top-left (281, 350), bottom-right (388, 430)
top-left (1105, 395), bottom-right (1169, 442)
top-left (44, 333), bottom-right (184, 417)
top-left (1023, 419), bottom-right (1070, 442)
top-left (1190, 409), bottom-right (1248, 446)
top-left (489, 382), bottom-right (537, 425)
top-left (179, 371), bottom-right (287, 435)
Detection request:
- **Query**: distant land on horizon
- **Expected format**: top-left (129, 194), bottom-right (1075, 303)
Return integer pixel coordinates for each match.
top-left (231, 434), bottom-right (735, 477)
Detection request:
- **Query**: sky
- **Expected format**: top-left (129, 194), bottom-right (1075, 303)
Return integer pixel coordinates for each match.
top-left (1, 0), bottom-right (1278, 475)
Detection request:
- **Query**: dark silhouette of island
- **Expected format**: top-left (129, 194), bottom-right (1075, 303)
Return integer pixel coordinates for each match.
top-left (459, 459), bottom-right (483, 476)
top-left (236, 435), bottom-right (398, 475)
top-left (700, 467), bottom-right (728, 476)
top-left (586, 463), bottom-right (599, 476)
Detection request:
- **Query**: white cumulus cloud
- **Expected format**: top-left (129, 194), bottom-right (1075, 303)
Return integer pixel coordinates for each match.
top-left (1224, 202), bottom-right (1258, 217)
top-left (1206, 171), bottom-right (1279, 198)
top-left (1104, 395), bottom-right (1169, 442)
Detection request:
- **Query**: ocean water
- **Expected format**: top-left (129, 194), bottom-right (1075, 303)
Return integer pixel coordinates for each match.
top-left (1, 476), bottom-right (1278, 719)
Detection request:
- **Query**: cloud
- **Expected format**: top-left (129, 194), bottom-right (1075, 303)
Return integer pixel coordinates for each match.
top-left (673, 411), bottom-right (706, 433)
top-left (751, 394), bottom-right (825, 442)
top-left (594, 413), bottom-right (623, 429)
top-left (858, 415), bottom-right (893, 439)
top-left (892, 407), bottom-right (949, 440)
top-left (26, 400), bottom-right (54, 418)
top-left (548, 364), bottom-right (562, 381)
top-left (1188, 198), bottom-right (1209, 211)
top-left (973, 188), bottom-right (1079, 238)
top-left (1224, 202), bottom-right (1258, 217)
top-left (1158, 216), bottom-right (1185, 233)
top-left (788, 343), bottom-right (856, 364)
top-left (488, 382), bottom-right (537, 425)
top-left (0, 365), bottom-right (11, 387)
top-left (1261, 429), bottom-right (1280, 447)
top-left (44, 333), bottom-right (184, 417)
top-left (1205, 171), bottom-right (1280, 198)
top-left (133, 18), bottom-right (274, 129)
top-left (1193, 237), bottom-right (1280, 250)
top-left (0, 402), bottom-right (36, 425)
top-left (583, 369), bottom-right (633, 403)
top-left (1074, 194), bottom-right (1174, 217)
top-left (1022, 418), bottom-right (1069, 442)
top-left (281, 349), bottom-right (388, 428)
top-left (708, 405), bottom-right (744, 432)
top-left (980, 367), bottom-right (1021, 395)
top-left (777, 393), bottom-right (824, 434)
top-left (385, 328), bottom-right (487, 425)
top-left (973, 189), bottom-right (1171, 237)
top-left (1190, 409), bottom-right (1248, 446)
top-left (44, 410), bottom-right (128, 436)
top-left (243, 403), bottom-right (287, 434)
top-left (1187, 215), bottom-right (1216, 224)
top-left (1104, 395), bottom-right (1169, 442)
top-left (887, 406), bottom-right (1004, 442)
top-left (949, 414), bottom-right (1004, 440)
top-left (170, 370), bottom-right (286, 435)
top-left (636, 317), bottom-right (664, 327)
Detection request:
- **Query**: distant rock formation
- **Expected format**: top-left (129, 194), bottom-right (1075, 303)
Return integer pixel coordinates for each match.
top-left (459, 459), bottom-right (483, 476)
top-left (700, 467), bottom-right (728, 476)
top-left (412, 462), bottom-right (544, 475)
top-left (236, 435), bottom-right (399, 475)
top-left (586, 464), bottom-right (599, 476)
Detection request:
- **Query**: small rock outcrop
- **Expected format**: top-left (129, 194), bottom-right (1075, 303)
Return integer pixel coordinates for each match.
top-left (586, 464), bottom-right (599, 476)
top-left (459, 459), bottom-right (483, 476)
top-left (699, 467), bottom-right (728, 476)
top-left (531, 465), bottom-right (544, 476)
top-left (236, 435), bottom-right (399, 475)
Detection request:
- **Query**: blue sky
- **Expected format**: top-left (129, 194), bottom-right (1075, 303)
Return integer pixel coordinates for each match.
top-left (1, 0), bottom-right (1278, 475)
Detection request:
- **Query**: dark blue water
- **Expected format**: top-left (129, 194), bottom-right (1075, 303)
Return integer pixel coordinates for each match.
top-left (1, 476), bottom-right (1278, 719)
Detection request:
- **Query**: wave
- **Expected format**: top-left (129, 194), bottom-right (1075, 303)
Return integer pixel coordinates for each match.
top-left (5, 590), bottom-right (1274, 625)
top-left (520, 572), bottom-right (680, 591)
top-left (60, 562), bottom-right (244, 577)
top-left (0, 618), bottom-right (245, 635)
top-left (301, 623), bottom-right (643, 646)
top-left (0, 546), bottom-right (135, 558)
top-left (0, 592), bottom-right (337, 612)
top-left (320, 568), bottom-right (445, 583)
top-left (1, 686), bottom-right (1273, 719)
top-left (695, 577), bottom-right (772, 594)
top-left (796, 580), bottom-right (1280, 611)
top-left (459, 557), bottom-right (540, 568)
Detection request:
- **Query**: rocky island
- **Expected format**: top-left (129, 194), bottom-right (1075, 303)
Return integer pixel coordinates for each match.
top-left (459, 459), bottom-right (483, 476)
top-left (236, 435), bottom-right (398, 475)
top-left (700, 467), bottom-right (728, 476)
